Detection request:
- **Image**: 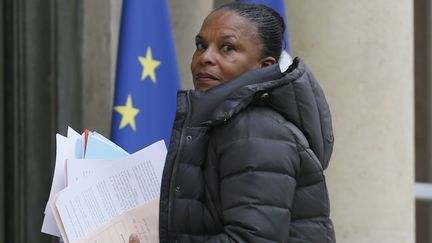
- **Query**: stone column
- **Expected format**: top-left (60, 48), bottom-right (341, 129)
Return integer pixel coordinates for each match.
top-left (286, 1), bottom-right (414, 242)
top-left (81, 0), bottom-right (121, 136)
top-left (415, 0), bottom-right (432, 242)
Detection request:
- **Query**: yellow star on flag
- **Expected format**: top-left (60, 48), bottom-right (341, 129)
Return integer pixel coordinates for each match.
top-left (138, 47), bottom-right (161, 84)
top-left (114, 94), bottom-right (140, 131)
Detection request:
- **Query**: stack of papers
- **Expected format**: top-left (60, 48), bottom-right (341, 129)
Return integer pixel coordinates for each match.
top-left (41, 127), bottom-right (166, 243)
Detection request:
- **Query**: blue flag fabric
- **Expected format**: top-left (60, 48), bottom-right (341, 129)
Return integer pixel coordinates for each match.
top-left (111, 0), bottom-right (179, 153)
top-left (236, 0), bottom-right (291, 53)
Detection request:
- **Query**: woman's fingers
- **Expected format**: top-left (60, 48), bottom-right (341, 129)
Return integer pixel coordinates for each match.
top-left (129, 233), bottom-right (140, 243)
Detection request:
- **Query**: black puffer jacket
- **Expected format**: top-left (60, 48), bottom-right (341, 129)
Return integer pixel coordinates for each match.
top-left (159, 58), bottom-right (335, 243)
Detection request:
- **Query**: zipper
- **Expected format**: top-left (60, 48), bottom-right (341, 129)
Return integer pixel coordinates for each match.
top-left (167, 90), bottom-right (191, 242)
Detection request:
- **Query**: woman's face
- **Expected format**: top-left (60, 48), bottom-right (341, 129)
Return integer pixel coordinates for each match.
top-left (191, 9), bottom-right (275, 91)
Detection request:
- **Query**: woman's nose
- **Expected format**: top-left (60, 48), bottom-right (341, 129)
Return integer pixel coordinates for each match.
top-left (199, 47), bottom-right (216, 65)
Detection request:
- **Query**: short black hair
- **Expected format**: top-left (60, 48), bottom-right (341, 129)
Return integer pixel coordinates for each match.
top-left (214, 2), bottom-right (286, 61)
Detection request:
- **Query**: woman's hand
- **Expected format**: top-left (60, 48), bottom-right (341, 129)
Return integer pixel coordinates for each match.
top-left (129, 233), bottom-right (140, 243)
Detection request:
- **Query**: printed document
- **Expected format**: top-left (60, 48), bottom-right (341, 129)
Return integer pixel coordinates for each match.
top-left (51, 140), bottom-right (166, 243)
top-left (76, 198), bottom-right (159, 243)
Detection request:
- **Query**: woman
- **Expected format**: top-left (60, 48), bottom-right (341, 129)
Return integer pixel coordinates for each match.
top-left (131, 3), bottom-right (335, 242)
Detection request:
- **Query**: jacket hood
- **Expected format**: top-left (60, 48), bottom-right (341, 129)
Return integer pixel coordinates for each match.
top-left (185, 57), bottom-right (334, 169)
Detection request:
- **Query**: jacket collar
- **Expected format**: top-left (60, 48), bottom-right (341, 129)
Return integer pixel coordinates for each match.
top-left (187, 58), bottom-right (307, 126)
top-left (188, 62), bottom-right (284, 126)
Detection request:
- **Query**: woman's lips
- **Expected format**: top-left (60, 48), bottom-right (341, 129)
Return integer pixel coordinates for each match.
top-left (195, 72), bottom-right (219, 82)
top-left (194, 72), bottom-right (221, 91)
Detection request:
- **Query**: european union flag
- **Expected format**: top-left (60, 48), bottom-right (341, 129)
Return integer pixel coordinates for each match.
top-left (111, 0), bottom-right (179, 153)
top-left (236, 0), bottom-right (292, 70)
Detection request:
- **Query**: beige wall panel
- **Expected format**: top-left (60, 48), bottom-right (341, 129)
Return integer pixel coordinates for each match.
top-left (286, 1), bottom-right (414, 242)
top-left (168, 0), bottom-right (213, 89)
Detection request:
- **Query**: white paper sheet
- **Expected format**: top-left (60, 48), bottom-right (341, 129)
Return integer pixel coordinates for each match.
top-left (42, 128), bottom-right (81, 236)
top-left (53, 140), bottom-right (166, 243)
top-left (66, 159), bottom-right (117, 185)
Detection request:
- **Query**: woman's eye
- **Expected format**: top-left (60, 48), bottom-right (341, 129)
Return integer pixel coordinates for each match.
top-left (222, 44), bottom-right (234, 52)
top-left (196, 42), bottom-right (205, 50)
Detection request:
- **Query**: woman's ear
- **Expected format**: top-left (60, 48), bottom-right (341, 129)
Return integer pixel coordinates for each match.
top-left (260, 56), bottom-right (277, 67)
